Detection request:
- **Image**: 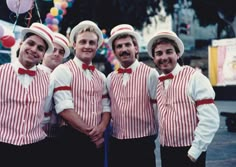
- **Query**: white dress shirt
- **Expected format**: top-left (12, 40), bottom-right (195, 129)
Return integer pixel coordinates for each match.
top-left (51, 56), bottom-right (111, 114)
top-left (107, 60), bottom-right (159, 112)
top-left (160, 63), bottom-right (220, 160)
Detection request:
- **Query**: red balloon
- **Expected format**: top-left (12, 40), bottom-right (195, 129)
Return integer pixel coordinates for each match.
top-left (1, 35), bottom-right (16, 48)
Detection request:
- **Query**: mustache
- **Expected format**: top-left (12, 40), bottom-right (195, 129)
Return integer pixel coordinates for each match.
top-left (119, 51), bottom-right (130, 57)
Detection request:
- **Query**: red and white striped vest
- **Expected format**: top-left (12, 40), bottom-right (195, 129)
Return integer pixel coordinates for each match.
top-left (109, 63), bottom-right (157, 139)
top-left (65, 60), bottom-right (104, 127)
top-left (0, 64), bottom-right (49, 145)
top-left (157, 66), bottom-right (198, 147)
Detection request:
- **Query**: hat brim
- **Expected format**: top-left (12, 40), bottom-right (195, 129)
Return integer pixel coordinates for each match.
top-left (69, 22), bottom-right (103, 48)
top-left (108, 30), bottom-right (141, 48)
top-left (147, 34), bottom-right (184, 59)
top-left (21, 28), bottom-right (54, 54)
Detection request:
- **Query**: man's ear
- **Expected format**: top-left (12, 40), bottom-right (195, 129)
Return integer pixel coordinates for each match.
top-left (19, 41), bottom-right (23, 47)
top-left (73, 42), bottom-right (76, 49)
top-left (177, 53), bottom-right (181, 59)
top-left (16, 41), bottom-right (23, 57)
top-left (134, 45), bottom-right (139, 54)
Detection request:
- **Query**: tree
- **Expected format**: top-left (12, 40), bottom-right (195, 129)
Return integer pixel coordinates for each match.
top-left (1, 0), bottom-right (235, 38)
top-left (192, 0), bottom-right (236, 38)
top-left (162, 0), bottom-right (236, 38)
top-left (60, 0), bottom-right (161, 34)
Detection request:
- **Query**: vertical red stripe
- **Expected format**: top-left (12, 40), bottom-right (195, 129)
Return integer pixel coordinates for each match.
top-left (0, 64), bottom-right (48, 145)
top-left (157, 66), bottom-right (198, 147)
top-left (110, 63), bottom-right (157, 139)
top-left (63, 60), bottom-right (104, 127)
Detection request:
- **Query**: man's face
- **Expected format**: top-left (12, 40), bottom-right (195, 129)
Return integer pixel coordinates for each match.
top-left (73, 31), bottom-right (98, 64)
top-left (153, 43), bottom-right (180, 74)
top-left (18, 35), bottom-right (46, 69)
top-left (113, 36), bottom-right (138, 68)
top-left (43, 43), bottom-right (64, 70)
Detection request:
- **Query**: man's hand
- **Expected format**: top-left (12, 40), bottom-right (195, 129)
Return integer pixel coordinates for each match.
top-left (94, 137), bottom-right (104, 148)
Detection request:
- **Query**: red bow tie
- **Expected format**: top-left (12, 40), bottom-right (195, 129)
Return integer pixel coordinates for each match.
top-left (159, 73), bottom-right (174, 82)
top-left (82, 64), bottom-right (95, 71)
top-left (18, 68), bottom-right (36, 76)
top-left (117, 68), bottom-right (132, 74)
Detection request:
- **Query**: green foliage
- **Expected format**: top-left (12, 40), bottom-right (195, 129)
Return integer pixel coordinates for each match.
top-left (94, 0), bottom-right (161, 31)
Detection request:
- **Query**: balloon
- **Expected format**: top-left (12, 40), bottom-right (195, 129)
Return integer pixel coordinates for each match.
top-left (61, 2), bottom-right (68, 9)
top-left (50, 7), bottom-right (58, 16)
top-left (53, 0), bottom-right (60, 3)
top-left (47, 24), bottom-right (53, 30)
top-left (1, 35), bottom-right (16, 48)
top-left (54, 3), bottom-right (62, 10)
top-left (45, 17), bottom-right (53, 24)
top-left (51, 25), bottom-right (59, 32)
top-left (6, 0), bottom-right (34, 14)
top-left (0, 25), bottom-right (4, 38)
top-left (56, 15), bottom-right (63, 21)
top-left (46, 13), bottom-right (54, 19)
top-left (52, 18), bottom-right (59, 25)
top-left (62, 9), bottom-right (67, 15)
top-left (68, 2), bottom-right (73, 8)
top-left (58, 9), bottom-right (63, 15)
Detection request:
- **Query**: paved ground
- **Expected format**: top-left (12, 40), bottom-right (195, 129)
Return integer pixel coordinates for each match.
top-left (154, 100), bottom-right (236, 167)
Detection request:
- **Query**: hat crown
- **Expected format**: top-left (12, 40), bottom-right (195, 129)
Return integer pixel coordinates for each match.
top-left (110, 24), bottom-right (135, 37)
top-left (54, 32), bottom-right (69, 46)
top-left (156, 30), bottom-right (178, 38)
top-left (53, 32), bottom-right (70, 58)
top-left (29, 23), bottom-right (54, 43)
top-left (69, 20), bottom-right (103, 48)
top-left (79, 20), bottom-right (99, 29)
top-left (108, 24), bottom-right (141, 48)
top-left (147, 30), bottom-right (184, 59)
top-left (21, 22), bottom-right (55, 54)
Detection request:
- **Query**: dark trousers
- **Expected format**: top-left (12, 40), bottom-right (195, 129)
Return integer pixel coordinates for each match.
top-left (0, 139), bottom-right (50, 167)
top-left (109, 135), bottom-right (157, 167)
top-left (160, 145), bottom-right (206, 167)
top-left (58, 126), bottom-right (104, 167)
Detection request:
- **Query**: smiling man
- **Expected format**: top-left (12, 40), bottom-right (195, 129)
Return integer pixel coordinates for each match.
top-left (51, 20), bottom-right (111, 167)
top-left (147, 30), bottom-right (220, 167)
top-left (0, 22), bottom-right (54, 166)
top-left (37, 32), bottom-right (70, 166)
top-left (106, 24), bottom-right (159, 167)
top-left (38, 32), bottom-right (70, 73)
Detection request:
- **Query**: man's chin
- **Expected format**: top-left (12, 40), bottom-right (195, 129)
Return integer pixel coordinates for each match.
top-left (161, 67), bottom-right (171, 74)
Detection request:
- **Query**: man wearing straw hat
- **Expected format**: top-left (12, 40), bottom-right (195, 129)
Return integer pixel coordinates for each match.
top-left (51, 20), bottom-right (110, 167)
top-left (0, 22), bottom-right (55, 166)
top-left (147, 30), bottom-right (220, 167)
top-left (39, 32), bottom-right (70, 137)
top-left (107, 24), bottom-right (159, 167)
top-left (38, 32), bottom-right (70, 166)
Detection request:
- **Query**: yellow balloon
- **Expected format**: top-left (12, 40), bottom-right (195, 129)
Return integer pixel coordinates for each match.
top-left (50, 7), bottom-right (58, 16)
top-left (53, 0), bottom-right (61, 3)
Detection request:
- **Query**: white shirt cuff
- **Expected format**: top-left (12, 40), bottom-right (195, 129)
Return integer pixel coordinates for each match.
top-left (55, 100), bottom-right (74, 114)
top-left (188, 145), bottom-right (202, 160)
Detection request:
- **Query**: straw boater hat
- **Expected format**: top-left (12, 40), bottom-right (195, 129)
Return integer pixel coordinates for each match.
top-left (69, 20), bottom-right (103, 48)
top-left (54, 32), bottom-right (70, 58)
top-left (147, 30), bottom-right (184, 59)
top-left (108, 24), bottom-right (141, 48)
top-left (21, 22), bottom-right (54, 54)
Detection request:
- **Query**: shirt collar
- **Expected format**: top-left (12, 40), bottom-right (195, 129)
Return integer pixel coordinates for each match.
top-left (37, 64), bottom-right (52, 74)
top-left (160, 63), bottom-right (182, 77)
top-left (73, 57), bottom-right (93, 71)
top-left (119, 59), bottom-right (139, 72)
top-left (13, 60), bottom-right (37, 72)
